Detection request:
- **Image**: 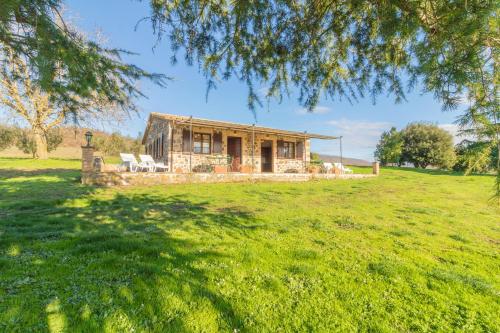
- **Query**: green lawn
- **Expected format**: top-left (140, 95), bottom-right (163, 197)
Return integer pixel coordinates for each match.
top-left (0, 157), bottom-right (498, 332)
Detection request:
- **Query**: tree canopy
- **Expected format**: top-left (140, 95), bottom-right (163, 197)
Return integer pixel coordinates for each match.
top-left (453, 139), bottom-right (498, 173)
top-left (148, 1), bottom-right (498, 112)
top-left (401, 123), bottom-right (456, 169)
top-left (0, 0), bottom-right (167, 115)
top-left (375, 127), bottom-right (403, 166)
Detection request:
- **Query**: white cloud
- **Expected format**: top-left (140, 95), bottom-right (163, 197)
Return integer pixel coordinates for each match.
top-left (309, 118), bottom-right (392, 161)
top-left (327, 118), bottom-right (392, 148)
top-left (296, 106), bottom-right (331, 115)
top-left (438, 123), bottom-right (473, 144)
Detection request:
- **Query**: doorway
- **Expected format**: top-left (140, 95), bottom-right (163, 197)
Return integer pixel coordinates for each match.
top-left (261, 140), bottom-right (273, 172)
top-left (227, 137), bottom-right (242, 172)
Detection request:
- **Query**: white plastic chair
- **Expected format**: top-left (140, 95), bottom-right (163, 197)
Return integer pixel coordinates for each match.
top-left (139, 154), bottom-right (169, 172)
top-left (323, 162), bottom-right (334, 173)
top-left (334, 162), bottom-right (353, 174)
top-left (120, 153), bottom-right (147, 172)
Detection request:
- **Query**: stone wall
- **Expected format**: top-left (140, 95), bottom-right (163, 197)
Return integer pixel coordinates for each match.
top-left (143, 118), bottom-right (170, 165)
top-left (143, 118), bottom-right (312, 173)
top-left (81, 171), bottom-right (376, 186)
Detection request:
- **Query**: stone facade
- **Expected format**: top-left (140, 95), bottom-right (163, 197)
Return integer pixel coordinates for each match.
top-left (81, 146), bottom-right (94, 172)
top-left (143, 117), bottom-right (312, 173)
top-left (372, 162), bottom-right (380, 175)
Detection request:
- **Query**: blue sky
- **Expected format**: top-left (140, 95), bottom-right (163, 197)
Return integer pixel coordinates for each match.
top-left (63, 0), bottom-right (463, 160)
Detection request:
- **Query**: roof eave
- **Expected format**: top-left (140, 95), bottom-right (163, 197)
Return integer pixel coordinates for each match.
top-left (145, 112), bottom-right (339, 141)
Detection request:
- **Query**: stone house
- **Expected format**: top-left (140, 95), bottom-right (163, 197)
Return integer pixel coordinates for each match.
top-left (142, 113), bottom-right (337, 173)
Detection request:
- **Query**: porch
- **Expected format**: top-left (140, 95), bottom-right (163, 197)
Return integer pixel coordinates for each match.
top-left (142, 113), bottom-right (344, 174)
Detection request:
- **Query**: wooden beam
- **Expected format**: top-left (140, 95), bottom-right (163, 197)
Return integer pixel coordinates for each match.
top-left (189, 116), bottom-right (193, 173)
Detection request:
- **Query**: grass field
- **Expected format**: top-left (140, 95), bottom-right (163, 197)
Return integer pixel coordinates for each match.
top-left (0, 158), bottom-right (498, 332)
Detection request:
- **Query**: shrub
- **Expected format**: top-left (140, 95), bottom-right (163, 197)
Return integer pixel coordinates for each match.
top-left (15, 128), bottom-right (63, 158)
top-left (129, 132), bottom-right (144, 155)
top-left (310, 152), bottom-right (321, 162)
top-left (94, 132), bottom-right (127, 156)
top-left (192, 164), bottom-right (214, 173)
top-left (0, 126), bottom-right (16, 151)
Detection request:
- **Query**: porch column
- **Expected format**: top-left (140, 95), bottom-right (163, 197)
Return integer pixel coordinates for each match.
top-left (189, 116), bottom-right (193, 173)
top-left (339, 136), bottom-right (343, 167)
top-left (303, 131), bottom-right (307, 173)
top-left (251, 124), bottom-right (255, 173)
top-left (170, 121), bottom-right (174, 172)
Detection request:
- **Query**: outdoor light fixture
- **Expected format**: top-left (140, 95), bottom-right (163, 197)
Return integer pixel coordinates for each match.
top-left (85, 131), bottom-right (93, 147)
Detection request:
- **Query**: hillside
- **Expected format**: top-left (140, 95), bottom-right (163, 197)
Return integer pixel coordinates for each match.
top-left (0, 127), bottom-right (138, 159)
top-left (317, 154), bottom-right (372, 166)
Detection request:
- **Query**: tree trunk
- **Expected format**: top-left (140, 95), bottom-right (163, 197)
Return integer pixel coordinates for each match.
top-left (33, 129), bottom-right (48, 159)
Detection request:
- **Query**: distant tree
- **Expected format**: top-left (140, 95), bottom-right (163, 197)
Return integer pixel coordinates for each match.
top-left (0, 125), bottom-right (16, 151)
top-left (129, 132), bottom-right (144, 156)
top-left (94, 132), bottom-right (127, 156)
top-left (92, 136), bottom-right (106, 155)
top-left (374, 127), bottom-right (403, 166)
top-left (401, 123), bottom-right (455, 169)
top-left (106, 133), bottom-right (127, 156)
top-left (15, 128), bottom-right (63, 158)
top-left (310, 152), bottom-right (321, 162)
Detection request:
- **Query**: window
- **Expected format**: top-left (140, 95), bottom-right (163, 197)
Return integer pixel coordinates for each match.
top-left (156, 137), bottom-right (160, 158)
top-left (213, 132), bottom-right (223, 154)
top-left (153, 139), bottom-right (156, 158)
top-left (277, 140), bottom-right (295, 159)
top-left (161, 133), bottom-right (164, 157)
top-left (193, 133), bottom-right (211, 154)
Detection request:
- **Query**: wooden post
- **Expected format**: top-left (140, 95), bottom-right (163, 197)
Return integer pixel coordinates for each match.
top-left (170, 121), bottom-right (174, 172)
top-left (251, 124), bottom-right (255, 173)
top-left (340, 136), bottom-right (343, 167)
top-left (303, 131), bottom-right (307, 173)
top-left (189, 116), bottom-right (193, 173)
top-left (372, 162), bottom-right (380, 175)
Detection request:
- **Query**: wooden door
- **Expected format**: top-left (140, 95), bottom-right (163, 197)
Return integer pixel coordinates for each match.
top-left (261, 140), bottom-right (273, 172)
top-left (227, 137), bottom-right (242, 172)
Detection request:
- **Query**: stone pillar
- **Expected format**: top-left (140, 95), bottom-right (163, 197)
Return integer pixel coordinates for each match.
top-left (372, 162), bottom-right (380, 175)
top-left (82, 146), bottom-right (94, 172)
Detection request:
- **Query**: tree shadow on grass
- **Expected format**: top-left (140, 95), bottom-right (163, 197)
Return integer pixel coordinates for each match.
top-left (0, 168), bottom-right (90, 218)
top-left (0, 178), bottom-right (260, 331)
top-left (0, 168), bottom-right (80, 180)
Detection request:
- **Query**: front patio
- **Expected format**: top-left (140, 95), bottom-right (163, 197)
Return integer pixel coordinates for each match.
top-left (81, 170), bottom-right (377, 186)
top-left (81, 128), bottom-right (380, 186)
